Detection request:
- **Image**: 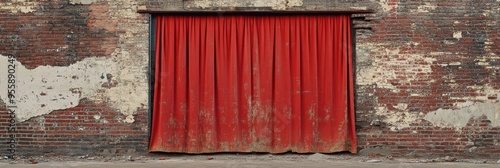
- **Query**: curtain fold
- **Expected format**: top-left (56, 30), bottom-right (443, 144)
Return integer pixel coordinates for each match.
top-left (150, 15), bottom-right (356, 153)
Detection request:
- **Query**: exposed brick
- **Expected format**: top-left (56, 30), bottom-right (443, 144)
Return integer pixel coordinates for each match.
top-left (1, 0), bottom-right (499, 158)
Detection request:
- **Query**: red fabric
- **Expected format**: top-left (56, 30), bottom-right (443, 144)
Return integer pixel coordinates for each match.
top-left (150, 15), bottom-right (356, 153)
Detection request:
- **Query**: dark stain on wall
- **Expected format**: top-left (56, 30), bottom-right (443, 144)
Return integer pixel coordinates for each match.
top-left (0, 1), bottom-right (118, 69)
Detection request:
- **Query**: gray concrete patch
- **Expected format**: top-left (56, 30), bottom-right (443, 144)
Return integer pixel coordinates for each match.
top-left (359, 147), bottom-right (393, 156)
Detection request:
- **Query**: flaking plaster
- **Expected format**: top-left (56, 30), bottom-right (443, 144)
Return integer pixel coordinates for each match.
top-left (190, 0), bottom-right (303, 10)
top-left (424, 102), bottom-right (500, 128)
top-left (0, 0), bottom-right (150, 123)
top-left (69, 0), bottom-right (98, 5)
top-left (0, 49), bottom-right (147, 122)
top-left (0, 0), bottom-right (38, 13)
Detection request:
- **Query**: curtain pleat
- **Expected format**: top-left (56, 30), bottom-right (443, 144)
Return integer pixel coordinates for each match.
top-left (150, 15), bottom-right (356, 153)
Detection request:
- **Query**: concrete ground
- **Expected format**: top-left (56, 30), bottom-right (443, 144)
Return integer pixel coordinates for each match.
top-left (2, 160), bottom-right (500, 168)
top-left (1, 153), bottom-right (499, 168)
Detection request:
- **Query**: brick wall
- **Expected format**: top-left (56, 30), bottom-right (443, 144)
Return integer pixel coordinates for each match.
top-left (0, 0), bottom-right (149, 156)
top-left (1, 0), bottom-right (499, 157)
top-left (352, 0), bottom-right (499, 157)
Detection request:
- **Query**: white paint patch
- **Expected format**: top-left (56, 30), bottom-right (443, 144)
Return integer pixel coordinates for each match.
top-left (124, 115), bottom-right (135, 123)
top-left (69, 0), bottom-right (97, 5)
top-left (1, 0), bottom-right (149, 124)
top-left (376, 106), bottom-right (420, 130)
top-left (424, 102), bottom-right (500, 128)
top-left (286, 0), bottom-right (303, 8)
top-left (415, 2), bottom-right (436, 12)
top-left (377, 0), bottom-right (398, 12)
top-left (0, 0), bottom-right (38, 13)
top-left (350, 7), bottom-right (368, 10)
top-left (453, 31), bottom-right (462, 40)
top-left (37, 116), bottom-right (46, 130)
top-left (191, 0), bottom-right (303, 10)
top-left (0, 55), bottom-right (111, 121)
top-left (394, 103), bottom-right (408, 110)
top-left (356, 45), bottom-right (436, 92)
top-left (0, 52), bottom-right (147, 122)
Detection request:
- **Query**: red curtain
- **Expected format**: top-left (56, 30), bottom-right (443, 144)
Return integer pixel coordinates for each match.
top-left (150, 15), bottom-right (356, 153)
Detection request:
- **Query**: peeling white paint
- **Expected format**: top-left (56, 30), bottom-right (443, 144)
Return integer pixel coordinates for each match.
top-left (424, 102), bottom-right (500, 128)
top-left (394, 103), bottom-right (408, 110)
top-left (415, 2), bottom-right (436, 12)
top-left (190, 0), bottom-right (303, 10)
top-left (285, 0), bottom-right (303, 8)
top-left (377, 0), bottom-right (398, 12)
top-left (69, 0), bottom-right (97, 5)
top-left (351, 1), bottom-right (499, 133)
top-left (429, 52), bottom-right (453, 56)
top-left (0, 0), bottom-right (38, 13)
top-left (378, 101), bottom-right (500, 130)
top-left (453, 31), bottom-right (462, 40)
top-left (356, 44), bottom-right (436, 92)
top-left (124, 115), bottom-right (135, 123)
top-left (0, 51), bottom-right (147, 122)
top-left (102, 0), bottom-right (149, 123)
top-left (350, 7), bottom-right (368, 10)
top-left (36, 116), bottom-right (46, 130)
top-left (406, 41), bottom-right (420, 46)
top-left (376, 106), bottom-right (420, 131)
top-left (357, 41), bottom-right (499, 130)
top-left (0, 55), bottom-right (110, 121)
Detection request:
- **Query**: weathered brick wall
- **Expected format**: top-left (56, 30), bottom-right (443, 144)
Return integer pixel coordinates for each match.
top-left (1, 0), bottom-right (498, 157)
top-left (0, 0), bottom-right (150, 156)
top-left (352, 0), bottom-right (499, 157)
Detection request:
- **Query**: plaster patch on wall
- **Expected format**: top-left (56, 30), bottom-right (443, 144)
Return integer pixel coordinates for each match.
top-left (0, 54), bottom-right (113, 121)
top-left (87, 0), bottom-right (149, 123)
top-left (394, 103), bottom-right (408, 110)
top-left (377, 0), bottom-right (398, 12)
top-left (104, 50), bottom-right (148, 118)
top-left (355, 43), bottom-right (373, 63)
top-left (0, 52), bottom-right (147, 122)
top-left (453, 31), bottom-right (462, 40)
top-left (106, 0), bottom-right (150, 122)
top-left (190, 0), bottom-right (303, 10)
top-left (376, 106), bottom-right (420, 131)
top-left (414, 2), bottom-right (437, 12)
top-left (70, 0), bottom-right (98, 5)
top-left (0, 1), bottom-right (38, 13)
top-left (192, 0), bottom-right (237, 9)
top-left (424, 102), bottom-right (500, 128)
top-left (356, 44), bottom-right (436, 92)
top-left (36, 116), bottom-right (46, 131)
top-left (124, 115), bottom-right (135, 123)
top-left (286, 0), bottom-right (303, 7)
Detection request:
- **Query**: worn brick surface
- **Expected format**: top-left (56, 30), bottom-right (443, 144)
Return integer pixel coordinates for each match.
top-left (1, 0), bottom-right (499, 157)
